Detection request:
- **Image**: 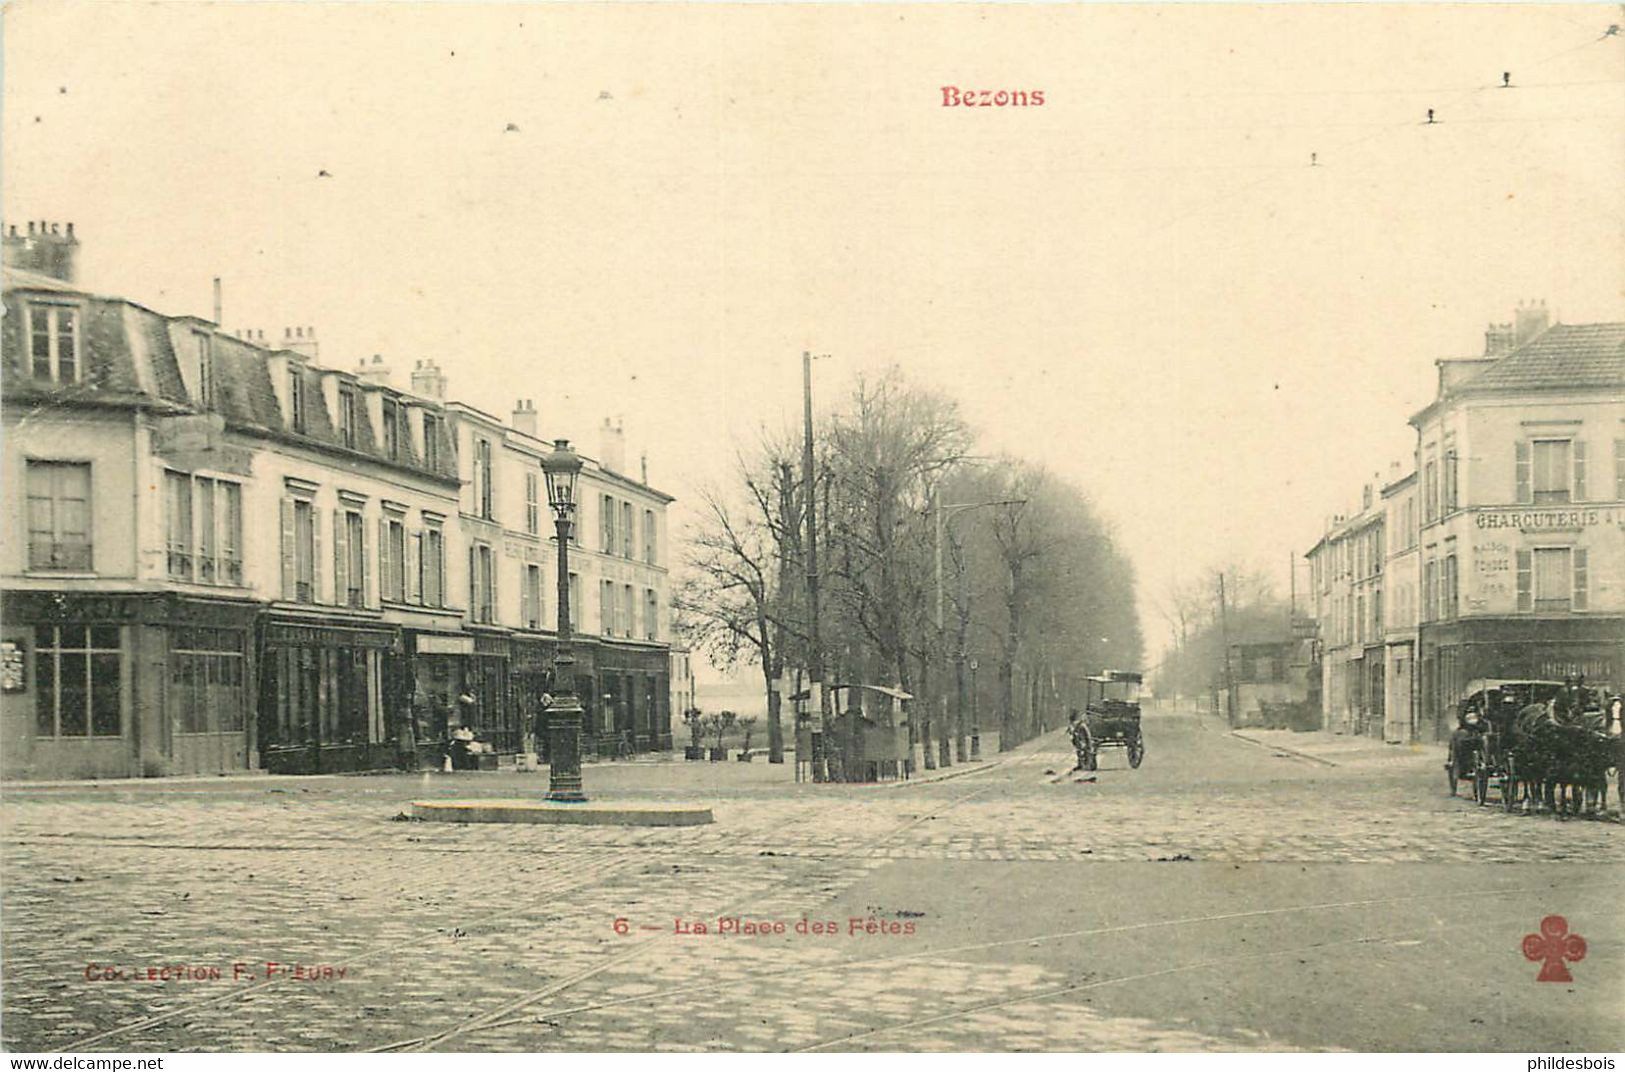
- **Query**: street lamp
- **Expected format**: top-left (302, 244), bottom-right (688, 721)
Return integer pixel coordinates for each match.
top-left (541, 439), bottom-right (587, 802)
top-left (968, 657), bottom-right (980, 760)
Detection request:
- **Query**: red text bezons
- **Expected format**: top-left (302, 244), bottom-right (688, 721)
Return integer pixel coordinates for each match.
top-left (941, 87), bottom-right (1045, 108)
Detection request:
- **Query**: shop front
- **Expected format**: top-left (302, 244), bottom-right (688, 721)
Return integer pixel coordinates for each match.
top-left (593, 641), bottom-right (673, 755)
top-left (1, 590), bottom-right (259, 780)
top-left (1419, 616), bottom-right (1624, 741)
top-left (510, 635), bottom-right (554, 759)
top-left (257, 615), bottom-right (399, 774)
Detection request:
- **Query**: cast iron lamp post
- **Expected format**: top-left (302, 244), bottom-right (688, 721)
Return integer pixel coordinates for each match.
top-left (541, 439), bottom-right (587, 802)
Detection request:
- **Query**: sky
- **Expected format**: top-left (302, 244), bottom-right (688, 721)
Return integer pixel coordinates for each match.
top-left (5, 2), bottom-right (1622, 669)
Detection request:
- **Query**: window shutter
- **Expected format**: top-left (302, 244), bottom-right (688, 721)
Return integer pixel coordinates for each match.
top-left (333, 511), bottom-right (349, 606)
top-left (1515, 441), bottom-right (1531, 504)
top-left (361, 518), bottom-right (373, 607)
top-left (378, 517), bottom-right (390, 602)
top-left (407, 533), bottom-right (421, 604)
top-left (1573, 440), bottom-right (1587, 502)
top-left (1516, 551), bottom-right (1532, 612)
top-left (469, 546), bottom-right (477, 621)
top-left (311, 507), bottom-right (323, 605)
top-left (280, 497), bottom-right (296, 600)
top-left (1574, 549), bottom-right (1588, 611)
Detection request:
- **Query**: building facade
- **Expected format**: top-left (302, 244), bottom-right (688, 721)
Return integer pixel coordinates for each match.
top-left (1411, 306), bottom-right (1625, 740)
top-left (1306, 488), bottom-right (1385, 738)
top-left (1, 224), bottom-right (676, 779)
top-left (1381, 468), bottom-right (1420, 742)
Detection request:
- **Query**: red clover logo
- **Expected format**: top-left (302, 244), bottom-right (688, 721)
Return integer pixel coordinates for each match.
top-left (1522, 915), bottom-right (1585, 983)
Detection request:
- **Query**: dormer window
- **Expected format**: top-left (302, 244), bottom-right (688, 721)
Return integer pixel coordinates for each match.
top-left (288, 367), bottom-right (306, 433)
top-left (382, 398), bottom-right (401, 460)
top-left (29, 304), bottom-right (80, 384)
top-left (338, 385), bottom-right (359, 449)
top-left (422, 413), bottom-right (442, 470)
top-left (193, 332), bottom-right (214, 406)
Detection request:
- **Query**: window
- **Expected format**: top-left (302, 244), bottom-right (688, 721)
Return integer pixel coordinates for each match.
top-left (194, 332), bottom-right (214, 406)
top-left (343, 511), bottom-right (366, 607)
top-left (601, 494), bottom-right (616, 554)
top-left (382, 515), bottom-right (406, 602)
top-left (288, 367), bottom-right (307, 433)
top-left (526, 472), bottom-right (540, 535)
top-left (170, 628), bottom-right (246, 734)
top-left (33, 624), bottom-right (121, 738)
top-left (621, 502), bottom-right (634, 558)
top-left (168, 474), bottom-right (243, 585)
top-left (28, 304), bottom-right (80, 383)
top-left (523, 564), bottom-right (542, 629)
top-left (26, 461), bottom-right (92, 570)
top-left (1423, 460), bottom-right (1438, 522)
top-left (601, 579), bottom-right (615, 636)
top-left (422, 413), bottom-right (442, 471)
top-left (338, 386), bottom-right (359, 449)
top-left (643, 509), bottom-right (656, 565)
top-left (1531, 547), bottom-right (1573, 612)
top-left (382, 398), bottom-right (400, 460)
top-left (622, 584), bottom-right (634, 638)
top-left (1423, 558), bottom-right (1437, 623)
top-left (1442, 447), bottom-right (1458, 513)
top-left (1372, 589), bottom-right (1383, 637)
top-left (1616, 439), bottom-right (1625, 502)
top-left (420, 525), bottom-right (445, 607)
top-left (166, 470), bottom-right (193, 579)
top-left (471, 543), bottom-right (495, 624)
top-left (286, 500), bottom-right (316, 604)
top-left (475, 439), bottom-right (494, 519)
top-left (1529, 440), bottom-right (1571, 504)
top-left (644, 588), bottom-right (658, 640)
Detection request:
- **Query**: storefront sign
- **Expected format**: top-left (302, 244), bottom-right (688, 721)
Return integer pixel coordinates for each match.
top-left (265, 623), bottom-right (400, 651)
top-left (415, 635), bottom-right (474, 656)
top-left (1474, 507), bottom-right (1623, 531)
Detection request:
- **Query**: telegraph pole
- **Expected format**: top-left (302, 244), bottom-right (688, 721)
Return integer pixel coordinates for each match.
top-left (803, 352), bottom-right (830, 781)
top-left (1218, 572), bottom-right (1236, 727)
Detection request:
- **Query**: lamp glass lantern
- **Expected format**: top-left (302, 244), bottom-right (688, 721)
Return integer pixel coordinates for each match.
top-left (541, 439), bottom-right (584, 518)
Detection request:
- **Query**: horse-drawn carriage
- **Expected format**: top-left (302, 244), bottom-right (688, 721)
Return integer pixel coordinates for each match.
top-left (1451, 678), bottom-right (1623, 816)
top-left (1070, 670), bottom-right (1145, 771)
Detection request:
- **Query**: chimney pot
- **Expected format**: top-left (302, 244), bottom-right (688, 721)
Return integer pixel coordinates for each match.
top-left (66, 222), bottom-right (74, 238)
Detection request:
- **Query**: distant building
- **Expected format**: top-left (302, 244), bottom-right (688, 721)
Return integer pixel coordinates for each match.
top-left (1381, 467), bottom-right (1420, 742)
top-left (1306, 484), bottom-right (1385, 737)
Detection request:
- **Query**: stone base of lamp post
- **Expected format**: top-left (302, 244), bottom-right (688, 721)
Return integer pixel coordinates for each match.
top-left (545, 703), bottom-right (586, 802)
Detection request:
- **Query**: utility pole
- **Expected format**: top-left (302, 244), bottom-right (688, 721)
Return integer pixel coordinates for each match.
top-left (802, 352), bottom-right (830, 781)
top-left (1218, 572), bottom-right (1236, 728)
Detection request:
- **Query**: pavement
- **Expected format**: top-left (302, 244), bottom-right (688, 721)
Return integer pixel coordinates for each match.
top-left (1, 708), bottom-right (1619, 1053)
top-left (1229, 726), bottom-right (1447, 768)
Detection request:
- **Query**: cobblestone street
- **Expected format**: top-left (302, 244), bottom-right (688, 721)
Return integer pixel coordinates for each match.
top-left (3, 711), bottom-right (1620, 1052)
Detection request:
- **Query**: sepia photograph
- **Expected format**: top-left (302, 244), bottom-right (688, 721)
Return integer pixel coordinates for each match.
top-left (1, 0), bottom-right (1621, 1058)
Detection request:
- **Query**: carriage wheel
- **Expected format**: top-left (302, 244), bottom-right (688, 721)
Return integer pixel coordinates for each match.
top-left (1127, 736), bottom-right (1144, 769)
top-left (1473, 768), bottom-right (1490, 807)
top-left (1446, 759), bottom-right (1459, 797)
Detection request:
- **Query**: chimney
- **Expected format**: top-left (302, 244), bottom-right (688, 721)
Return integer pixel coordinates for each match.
top-left (1513, 300), bottom-right (1550, 348)
top-left (599, 417), bottom-right (627, 474)
top-left (356, 352), bottom-right (392, 386)
top-left (2, 219), bottom-right (80, 283)
top-left (640, 451), bottom-right (648, 485)
top-left (212, 277), bottom-right (223, 325)
top-left (271, 325), bottom-right (319, 361)
top-left (1484, 321), bottom-right (1514, 357)
top-left (512, 398), bottom-right (538, 437)
top-left (411, 358), bottom-right (447, 401)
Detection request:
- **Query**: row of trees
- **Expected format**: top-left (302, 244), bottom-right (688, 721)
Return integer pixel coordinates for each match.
top-left (674, 366), bottom-right (1143, 772)
top-left (1149, 565), bottom-right (1295, 704)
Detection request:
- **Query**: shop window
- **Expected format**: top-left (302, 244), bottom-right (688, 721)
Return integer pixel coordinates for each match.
top-left (28, 303), bottom-right (80, 383)
top-left (33, 624), bottom-right (121, 738)
top-left (170, 628), bottom-right (246, 734)
top-left (26, 460), bottom-right (92, 571)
